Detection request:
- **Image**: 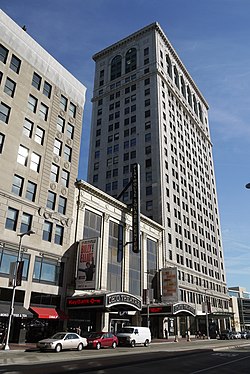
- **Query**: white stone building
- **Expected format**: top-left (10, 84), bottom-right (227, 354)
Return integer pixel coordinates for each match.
top-left (87, 22), bottom-right (230, 336)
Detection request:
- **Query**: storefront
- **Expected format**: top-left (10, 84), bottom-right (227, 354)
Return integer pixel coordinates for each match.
top-left (141, 302), bottom-right (196, 339)
top-left (0, 302), bottom-right (33, 343)
top-left (66, 292), bottom-right (142, 334)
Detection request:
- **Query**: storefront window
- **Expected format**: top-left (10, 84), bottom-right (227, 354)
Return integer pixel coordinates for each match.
top-left (107, 221), bottom-right (122, 292)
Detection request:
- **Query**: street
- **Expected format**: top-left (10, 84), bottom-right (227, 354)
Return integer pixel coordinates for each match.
top-left (1, 339), bottom-right (250, 373)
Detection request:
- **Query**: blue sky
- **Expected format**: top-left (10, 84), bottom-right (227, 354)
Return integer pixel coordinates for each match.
top-left (1, 0), bottom-right (250, 290)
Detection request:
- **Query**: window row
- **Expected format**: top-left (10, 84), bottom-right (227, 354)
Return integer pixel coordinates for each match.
top-left (32, 72), bottom-right (52, 98)
top-left (5, 207), bottom-right (64, 246)
top-left (0, 246), bottom-right (62, 285)
top-left (0, 43), bottom-right (21, 73)
top-left (50, 163), bottom-right (70, 187)
top-left (28, 94), bottom-right (49, 121)
top-left (17, 145), bottom-right (41, 172)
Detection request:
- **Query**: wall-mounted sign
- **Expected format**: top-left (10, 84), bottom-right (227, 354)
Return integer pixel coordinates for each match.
top-left (67, 296), bottom-right (104, 308)
top-left (173, 303), bottom-right (196, 316)
top-left (132, 163), bottom-right (140, 253)
top-left (76, 238), bottom-right (98, 290)
top-left (161, 267), bottom-right (179, 303)
top-left (105, 292), bottom-right (142, 310)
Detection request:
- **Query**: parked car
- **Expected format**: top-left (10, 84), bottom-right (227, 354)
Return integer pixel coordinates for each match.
top-left (116, 326), bottom-right (151, 347)
top-left (37, 332), bottom-right (87, 352)
top-left (232, 331), bottom-right (241, 339)
top-left (219, 330), bottom-right (234, 340)
top-left (87, 332), bottom-right (118, 349)
top-left (246, 331), bottom-right (250, 339)
top-left (241, 331), bottom-right (248, 339)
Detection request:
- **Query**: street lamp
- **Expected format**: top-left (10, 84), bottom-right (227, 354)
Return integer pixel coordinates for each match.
top-left (204, 289), bottom-right (210, 340)
top-left (3, 229), bottom-right (35, 350)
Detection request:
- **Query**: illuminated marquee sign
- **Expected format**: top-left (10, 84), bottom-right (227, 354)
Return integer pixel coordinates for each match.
top-left (173, 303), bottom-right (196, 316)
top-left (106, 293), bottom-right (142, 310)
top-left (67, 296), bottom-right (104, 308)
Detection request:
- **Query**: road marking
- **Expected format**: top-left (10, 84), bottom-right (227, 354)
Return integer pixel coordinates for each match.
top-left (190, 354), bottom-right (250, 373)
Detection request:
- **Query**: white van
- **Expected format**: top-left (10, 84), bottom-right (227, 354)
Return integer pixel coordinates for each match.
top-left (116, 326), bottom-right (151, 347)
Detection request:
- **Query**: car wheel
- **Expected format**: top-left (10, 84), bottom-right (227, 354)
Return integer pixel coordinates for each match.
top-left (131, 340), bottom-right (136, 348)
top-left (112, 341), bottom-right (117, 349)
top-left (55, 344), bottom-right (62, 353)
top-left (77, 343), bottom-right (83, 351)
top-left (144, 339), bottom-right (149, 347)
top-left (96, 342), bottom-right (101, 350)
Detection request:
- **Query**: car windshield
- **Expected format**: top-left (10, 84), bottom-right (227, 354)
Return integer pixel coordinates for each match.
top-left (51, 333), bottom-right (66, 340)
top-left (88, 333), bottom-right (102, 338)
top-left (119, 328), bottom-right (134, 334)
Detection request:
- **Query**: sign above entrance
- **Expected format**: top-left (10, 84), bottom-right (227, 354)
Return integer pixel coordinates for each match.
top-left (106, 292), bottom-right (142, 311)
top-left (173, 303), bottom-right (196, 316)
top-left (67, 296), bottom-right (104, 308)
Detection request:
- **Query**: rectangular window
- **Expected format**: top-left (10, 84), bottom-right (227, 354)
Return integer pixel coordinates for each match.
top-left (57, 116), bottom-right (65, 132)
top-left (20, 212), bottom-right (32, 233)
top-left (23, 118), bottom-right (33, 138)
top-left (58, 196), bottom-right (67, 214)
top-left (55, 224), bottom-right (64, 245)
top-left (60, 95), bottom-right (67, 111)
top-left (42, 221), bottom-right (53, 242)
top-left (61, 169), bottom-right (69, 187)
top-left (0, 248), bottom-right (29, 280)
top-left (12, 174), bottom-right (24, 196)
top-left (34, 126), bottom-right (45, 145)
top-left (4, 77), bottom-right (16, 97)
top-left (66, 123), bottom-right (74, 139)
top-left (30, 152), bottom-right (41, 172)
top-left (28, 95), bottom-right (37, 113)
top-left (10, 55), bottom-right (21, 73)
top-left (26, 181), bottom-right (37, 201)
top-left (69, 102), bottom-right (76, 118)
top-left (0, 44), bottom-right (8, 63)
top-left (32, 72), bottom-right (42, 90)
top-left (5, 207), bottom-right (18, 231)
top-left (50, 164), bottom-right (59, 182)
top-left (33, 257), bottom-right (59, 284)
top-left (39, 103), bottom-right (49, 121)
top-left (43, 81), bottom-right (52, 98)
top-left (17, 145), bottom-right (28, 166)
top-left (64, 145), bottom-right (72, 162)
top-left (0, 102), bottom-right (11, 123)
top-left (0, 132), bottom-right (5, 153)
top-left (54, 139), bottom-right (62, 156)
top-left (47, 191), bottom-right (56, 210)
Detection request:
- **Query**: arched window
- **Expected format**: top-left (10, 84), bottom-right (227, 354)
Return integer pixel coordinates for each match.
top-left (110, 55), bottom-right (122, 81)
top-left (125, 48), bottom-right (137, 74)
top-left (193, 94), bottom-right (198, 115)
top-left (187, 86), bottom-right (192, 107)
top-left (166, 55), bottom-right (172, 78)
top-left (174, 66), bottom-right (179, 88)
top-left (181, 76), bottom-right (186, 98)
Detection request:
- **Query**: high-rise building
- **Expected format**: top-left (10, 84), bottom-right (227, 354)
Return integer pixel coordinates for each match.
top-left (87, 22), bottom-right (230, 330)
top-left (0, 10), bottom-right (86, 341)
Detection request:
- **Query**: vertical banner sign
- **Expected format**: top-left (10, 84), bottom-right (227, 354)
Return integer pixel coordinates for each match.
top-left (132, 163), bottom-right (140, 253)
top-left (117, 224), bottom-right (124, 262)
top-left (161, 267), bottom-right (179, 303)
top-left (76, 238), bottom-right (98, 290)
top-left (8, 262), bottom-right (15, 287)
top-left (16, 260), bottom-right (24, 287)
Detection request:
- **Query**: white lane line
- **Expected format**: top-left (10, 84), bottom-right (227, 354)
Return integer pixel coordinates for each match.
top-left (190, 354), bottom-right (250, 373)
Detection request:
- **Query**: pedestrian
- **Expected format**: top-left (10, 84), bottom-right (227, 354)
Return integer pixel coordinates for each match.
top-left (164, 328), bottom-right (168, 339)
top-left (76, 326), bottom-right (81, 336)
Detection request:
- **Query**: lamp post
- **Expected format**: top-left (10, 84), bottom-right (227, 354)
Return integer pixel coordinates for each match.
top-left (204, 289), bottom-right (210, 340)
top-left (3, 229), bottom-right (35, 350)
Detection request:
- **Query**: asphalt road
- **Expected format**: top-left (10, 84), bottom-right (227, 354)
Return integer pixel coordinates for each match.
top-left (1, 339), bottom-right (250, 374)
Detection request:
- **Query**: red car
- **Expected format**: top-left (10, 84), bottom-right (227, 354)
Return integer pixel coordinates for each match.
top-left (87, 332), bottom-right (118, 349)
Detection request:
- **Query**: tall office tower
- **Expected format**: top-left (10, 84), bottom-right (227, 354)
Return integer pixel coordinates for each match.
top-left (0, 10), bottom-right (86, 339)
top-left (88, 23), bottom-right (229, 320)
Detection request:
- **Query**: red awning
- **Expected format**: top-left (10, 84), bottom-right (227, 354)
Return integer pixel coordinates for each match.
top-left (30, 307), bottom-right (59, 319)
